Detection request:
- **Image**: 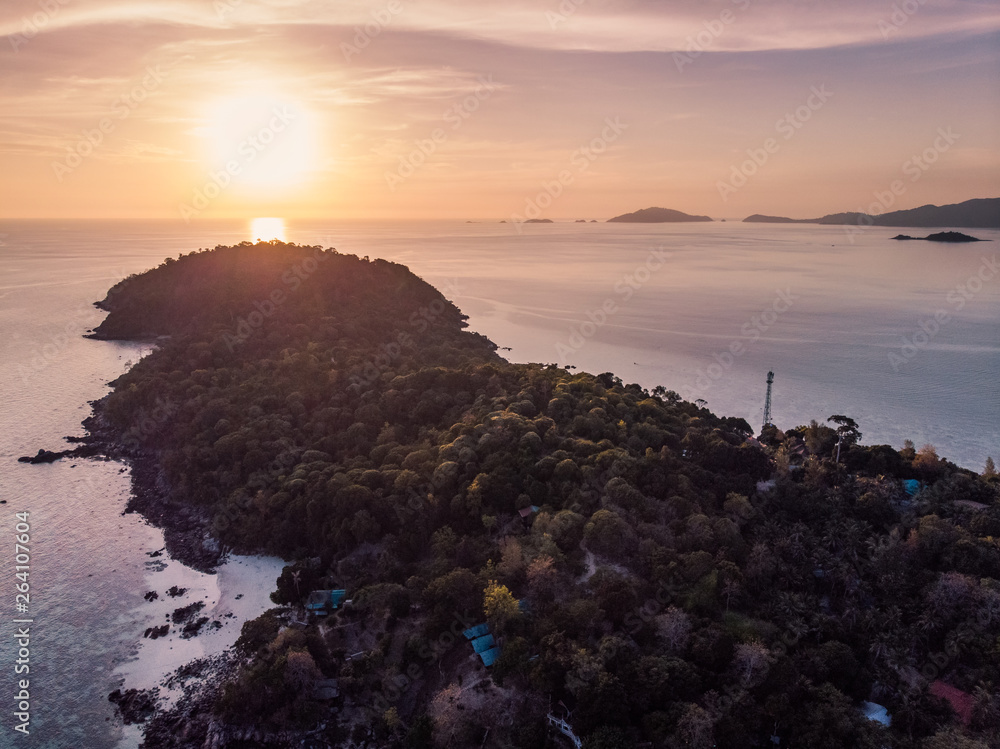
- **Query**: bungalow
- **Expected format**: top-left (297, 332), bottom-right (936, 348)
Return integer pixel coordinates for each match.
top-left (304, 589), bottom-right (347, 615)
top-left (463, 622), bottom-right (501, 666)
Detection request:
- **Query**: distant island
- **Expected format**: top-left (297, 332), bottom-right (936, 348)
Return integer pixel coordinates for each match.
top-left (892, 232), bottom-right (986, 243)
top-left (743, 197), bottom-right (999, 229)
top-left (523, 218), bottom-right (553, 223)
top-left (608, 207), bottom-right (713, 223)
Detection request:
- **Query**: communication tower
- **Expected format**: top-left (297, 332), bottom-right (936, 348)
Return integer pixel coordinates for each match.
top-left (762, 370), bottom-right (774, 432)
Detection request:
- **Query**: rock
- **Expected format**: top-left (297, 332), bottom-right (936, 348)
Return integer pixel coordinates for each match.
top-left (18, 449), bottom-right (67, 464)
top-left (108, 687), bottom-right (157, 724)
top-left (172, 601), bottom-right (205, 624)
top-left (181, 616), bottom-right (210, 638)
top-left (891, 231), bottom-right (985, 242)
top-left (144, 624), bottom-right (169, 639)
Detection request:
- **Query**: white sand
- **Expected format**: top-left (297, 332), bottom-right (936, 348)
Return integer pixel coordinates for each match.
top-left (114, 545), bottom-right (286, 748)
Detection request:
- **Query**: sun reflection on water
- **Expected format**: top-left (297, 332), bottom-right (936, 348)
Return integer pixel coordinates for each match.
top-left (250, 217), bottom-right (286, 242)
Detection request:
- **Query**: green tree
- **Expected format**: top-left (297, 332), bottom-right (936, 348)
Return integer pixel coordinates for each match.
top-left (828, 414), bottom-right (861, 461)
top-left (984, 456), bottom-right (997, 479)
top-left (483, 579), bottom-right (521, 633)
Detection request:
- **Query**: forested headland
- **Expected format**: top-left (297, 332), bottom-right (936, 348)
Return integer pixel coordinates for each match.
top-left (89, 242), bottom-right (1000, 748)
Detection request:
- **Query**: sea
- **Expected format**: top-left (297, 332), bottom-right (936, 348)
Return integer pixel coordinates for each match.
top-left (0, 218), bottom-right (997, 747)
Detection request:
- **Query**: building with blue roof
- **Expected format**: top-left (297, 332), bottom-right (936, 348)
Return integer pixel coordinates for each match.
top-left (471, 634), bottom-right (495, 653)
top-left (479, 646), bottom-right (502, 667)
top-left (463, 623), bottom-right (490, 640)
top-left (305, 589), bottom-right (347, 615)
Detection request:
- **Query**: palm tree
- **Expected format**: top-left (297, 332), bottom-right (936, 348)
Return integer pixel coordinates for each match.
top-left (827, 415), bottom-right (861, 462)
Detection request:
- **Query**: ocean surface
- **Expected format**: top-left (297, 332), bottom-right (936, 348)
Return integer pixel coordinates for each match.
top-left (0, 218), bottom-right (997, 746)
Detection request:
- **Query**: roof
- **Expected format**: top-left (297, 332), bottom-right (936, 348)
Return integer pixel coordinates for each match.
top-left (903, 479), bottom-right (921, 496)
top-left (305, 589), bottom-right (347, 611)
top-left (463, 623), bottom-right (490, 640)
top-left (929, 681), bottom-right (974, 726)
top-left (314, 679), bottom-right (340, 700)
top-left (861, 701), bottom-right (891, 727)
top-left (479, 646), bottom-right (502, 666)
top-left (518, 505), bottom-right (540, 518)
top-left (471, 634), bottom-right (496, 653)
top-left (305, 590), bottom-right (331, 608)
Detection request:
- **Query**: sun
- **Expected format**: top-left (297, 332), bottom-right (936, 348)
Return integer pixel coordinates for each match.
top-left (203, 92), bottom-right (317, 191)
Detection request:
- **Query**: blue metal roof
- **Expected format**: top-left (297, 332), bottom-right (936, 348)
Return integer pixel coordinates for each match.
top-left (463, 623), bottom-right (490, 640)
top-left (479, 646), bottom-right (502, 666)
top-left (305, 589), bottom-right (347, 611)
top-left (472, 634), bottom-right (496, 653)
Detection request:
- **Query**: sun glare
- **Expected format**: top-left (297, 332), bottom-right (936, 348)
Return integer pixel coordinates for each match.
top-left (204, 93), bottom-right (317, 191)
top-left (250, 217), bottom-right (287, 242)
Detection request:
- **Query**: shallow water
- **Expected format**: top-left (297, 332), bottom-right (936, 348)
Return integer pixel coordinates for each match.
top-left (0, 218), bottom-right (996, 747)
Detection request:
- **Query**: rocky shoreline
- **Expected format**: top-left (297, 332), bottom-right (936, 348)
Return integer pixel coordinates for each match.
top-left (16, 355), bottom-right (294, 746)
top-left (19, 398), bottom-right (224, 573)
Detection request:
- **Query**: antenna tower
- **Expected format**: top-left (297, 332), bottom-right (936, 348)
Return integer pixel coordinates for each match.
top-left (762, 370), bottom-right (774, 432)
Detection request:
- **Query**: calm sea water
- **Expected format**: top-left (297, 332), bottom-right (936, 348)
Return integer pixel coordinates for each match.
top-left (0, 218), bottom-right (996, 746)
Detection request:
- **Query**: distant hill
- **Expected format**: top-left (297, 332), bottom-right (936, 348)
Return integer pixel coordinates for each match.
top-left (744, 214), bottom-right (797, 224)
top-left (873, 198), bottom-right (1000, 228)
top-left (608, 207), bottom-right (713, 223)
top-left (742, 198), bottom-right (999, 229)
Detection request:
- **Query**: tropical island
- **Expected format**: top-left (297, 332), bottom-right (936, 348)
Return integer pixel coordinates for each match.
top-left (65, 242), bottom-right (999, 749)
top-left (607, 207), bottom-right (714, 223)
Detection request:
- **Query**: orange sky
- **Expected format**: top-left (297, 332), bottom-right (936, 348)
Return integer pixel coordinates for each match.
top-left (1, 0), bottom-right (998, 221)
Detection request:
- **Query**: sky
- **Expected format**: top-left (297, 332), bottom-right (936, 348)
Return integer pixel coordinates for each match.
top-left (1, 0), bottom-right (999, 221)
